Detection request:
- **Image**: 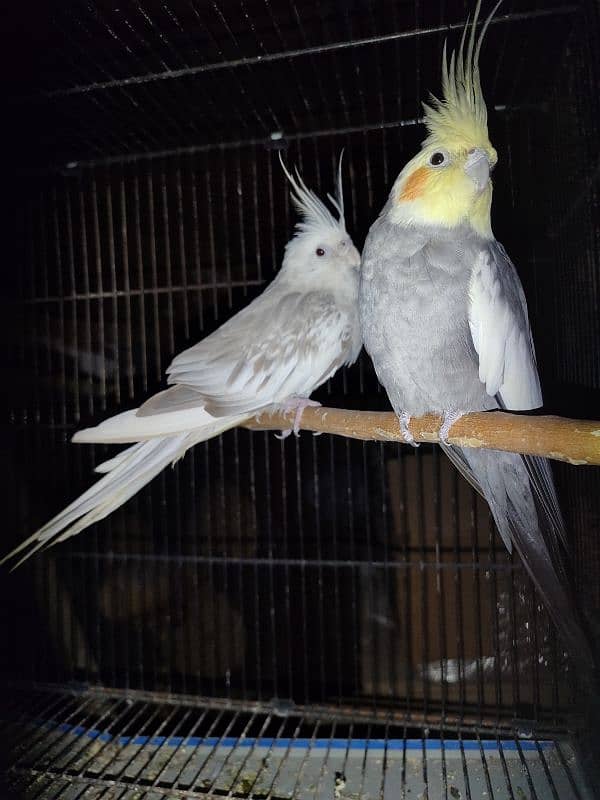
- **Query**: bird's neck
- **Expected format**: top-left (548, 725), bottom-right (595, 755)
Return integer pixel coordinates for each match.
top-left (469, 189), bottom-right (493, 239)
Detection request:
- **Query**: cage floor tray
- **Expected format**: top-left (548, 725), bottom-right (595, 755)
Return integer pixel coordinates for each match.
top-left (3, 686), bottom-right (593, 800)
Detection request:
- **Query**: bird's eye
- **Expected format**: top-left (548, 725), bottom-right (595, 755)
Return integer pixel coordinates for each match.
top-left (430, 151), bottom-right (446, 167)
top-left (316, 247), bottom-right (325, 256)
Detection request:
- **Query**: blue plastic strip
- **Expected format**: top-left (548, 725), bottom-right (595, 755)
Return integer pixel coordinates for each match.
top-left (32, 719), bottom-right (554, 751)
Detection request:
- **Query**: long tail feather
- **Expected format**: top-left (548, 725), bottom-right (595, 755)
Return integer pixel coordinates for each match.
top-left (4, 412), bottom-right (248, 567)
top-left (72, 403), bottom-right (241, 444)
top-left (2, 436), bottom-right (185, 568)
top-left (442, 444), bottom-right (593, 669)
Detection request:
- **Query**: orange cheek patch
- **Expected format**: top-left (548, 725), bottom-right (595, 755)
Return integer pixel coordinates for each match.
top-left (398, 166), bottom-right (429, 202)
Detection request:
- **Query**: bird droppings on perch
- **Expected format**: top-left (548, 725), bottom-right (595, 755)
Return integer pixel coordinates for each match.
top-left (244, 407), bottom-right (600, 466)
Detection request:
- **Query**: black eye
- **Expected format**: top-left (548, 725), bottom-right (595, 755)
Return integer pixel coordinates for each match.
top-left (316, 247), bottom-right (325, 256)
top-left (430, 151), bottom-right (446, 166)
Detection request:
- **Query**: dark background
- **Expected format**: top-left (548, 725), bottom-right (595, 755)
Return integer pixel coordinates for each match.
top-left (1, 0), bottom-right (599, 741)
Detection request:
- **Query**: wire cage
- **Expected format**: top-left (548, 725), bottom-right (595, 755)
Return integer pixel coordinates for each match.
top-left (2, 0), bottom-right (600, 797)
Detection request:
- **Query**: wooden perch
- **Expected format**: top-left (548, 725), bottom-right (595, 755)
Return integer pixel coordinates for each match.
top-left (244, 408), bottom-right (600, 466)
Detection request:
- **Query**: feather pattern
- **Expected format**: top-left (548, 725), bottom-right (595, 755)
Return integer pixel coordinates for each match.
top-left (360, 0), bottom-right (591, 668)
top-left (2, 436), bottom-right (188, 568)
top-left (162, 290), bottom-right (358, 417)
top-left (450, 446), bottom-right (586, 662)
top-left (360, 217), bottom-right (592, 666)
top-left (5, 155), bottom-right (362, 566)
top-left (73, 404), bottom-right (242, 444)
top-left (422, 0), bottom-right (502, 149)
top-left (468, 242), bottom-right (542, 409)
top-left (466, 243), bottom-right (566, 548)
top-left (278, 151), bottom-right (347, 239)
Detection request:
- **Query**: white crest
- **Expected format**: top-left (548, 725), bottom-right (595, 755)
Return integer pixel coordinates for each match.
top-left (279, 151), bottom-right (347, 239)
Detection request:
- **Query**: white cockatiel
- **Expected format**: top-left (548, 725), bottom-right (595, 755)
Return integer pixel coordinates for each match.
top-left (5, 154), bottom-right (361, 567)
top-left (359, 2), bottom-right (592, 664)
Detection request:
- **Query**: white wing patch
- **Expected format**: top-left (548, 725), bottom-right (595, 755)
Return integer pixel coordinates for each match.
top-left (161, 290), bottom-right (356, 417)
top-left (468, 243), bottom-right (542, 410)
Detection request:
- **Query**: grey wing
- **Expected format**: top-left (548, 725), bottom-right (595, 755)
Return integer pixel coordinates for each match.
top-left (141, 290), bottom-right (357, 417)
top-left (463, 240), bottom-right (566, 547)
top-left (427, 240), bottom-right (582, 659)
top-left (468, 241), bottom-right (542, 410)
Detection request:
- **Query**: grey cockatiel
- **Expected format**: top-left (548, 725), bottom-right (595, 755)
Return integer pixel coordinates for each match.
top-left (4, 154), bottom-right (361, 567)
top-left (359, 2), bottom-right (591, 664)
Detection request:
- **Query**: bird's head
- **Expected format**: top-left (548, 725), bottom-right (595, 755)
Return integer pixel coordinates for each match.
top-left (279, 152), bottom-right (361, 281)
top-left (389, 0), bottom-right (500, 239)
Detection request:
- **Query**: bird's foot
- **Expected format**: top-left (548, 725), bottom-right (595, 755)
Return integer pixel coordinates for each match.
top-left (439, 409), bottom-right (466, 445)
top-left (398, 411), bottom-right (419, 448)
top-left (275, 397), bottom-right (321, 439)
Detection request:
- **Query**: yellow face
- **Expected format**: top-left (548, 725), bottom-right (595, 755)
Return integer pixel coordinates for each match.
top-left (390, 140), bottom-right (498, 238)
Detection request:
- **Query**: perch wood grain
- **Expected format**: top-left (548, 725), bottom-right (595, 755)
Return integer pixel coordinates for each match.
top-left (243, 408), bottom-right (600, 466)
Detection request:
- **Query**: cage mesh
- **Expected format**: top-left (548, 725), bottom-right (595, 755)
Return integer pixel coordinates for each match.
top-left (2, 0), bottom-right (600, 796)
top-left (1, 684), bottom-right (592, 800)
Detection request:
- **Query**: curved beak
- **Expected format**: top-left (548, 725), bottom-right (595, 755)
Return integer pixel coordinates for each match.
top-left (464, 148), bottom-right (490, 193)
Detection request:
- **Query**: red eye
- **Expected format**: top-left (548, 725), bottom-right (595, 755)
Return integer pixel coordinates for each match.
top-left (316, 248), bottom-right (325, 256)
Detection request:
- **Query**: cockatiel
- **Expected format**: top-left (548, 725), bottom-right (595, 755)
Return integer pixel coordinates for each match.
top-left (4, 154), bottom-right (361, 567)
top-left (359, 2), bottom-right (591, 664)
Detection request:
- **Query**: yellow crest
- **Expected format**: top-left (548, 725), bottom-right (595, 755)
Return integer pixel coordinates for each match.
top-left (422, 0), bottom-right (502, 151)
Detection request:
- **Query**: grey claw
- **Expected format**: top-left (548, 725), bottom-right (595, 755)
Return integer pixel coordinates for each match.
top-left (439, 410), bottom-right (465, 445)
top-left (399, 411), bottom-right (419, 448)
